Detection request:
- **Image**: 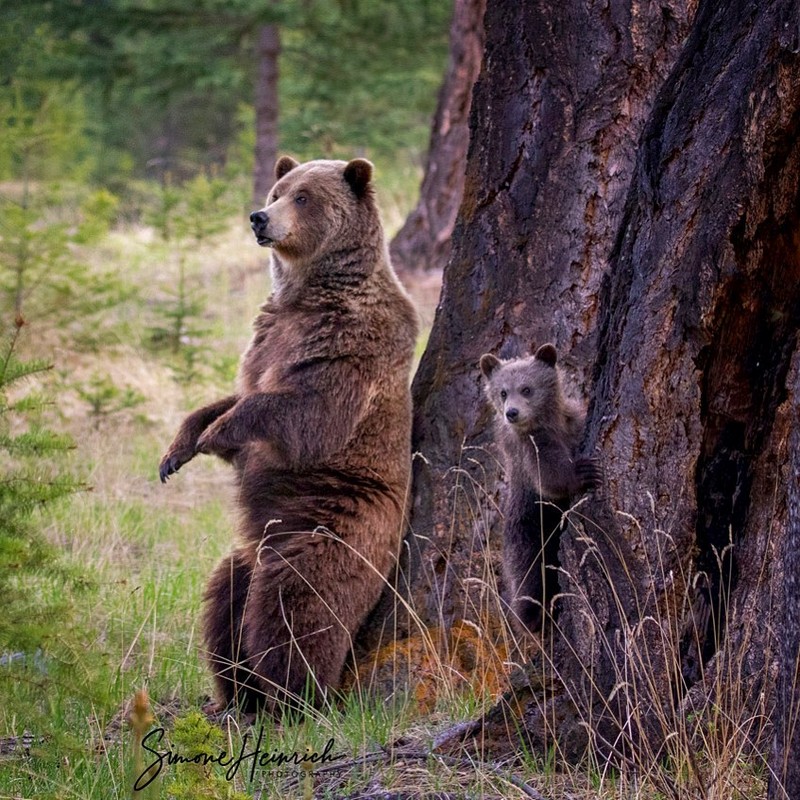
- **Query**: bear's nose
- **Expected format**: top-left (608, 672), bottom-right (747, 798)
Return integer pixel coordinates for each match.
top-left (250, 210), bottom-right (268, 227)
top-left (505, 408), bottom-right (519, 422)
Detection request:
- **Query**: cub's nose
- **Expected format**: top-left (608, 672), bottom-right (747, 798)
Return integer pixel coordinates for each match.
top-left (505, 408), bottom-right (519, 422)
top-left (250, 210), bottom-right (268, 228)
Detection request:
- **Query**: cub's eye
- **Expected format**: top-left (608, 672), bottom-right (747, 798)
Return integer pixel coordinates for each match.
top-left (270, 193), bottom-right (278, 203)
top-left (500, 390), bottom-right (507, 400)
top-left (295, 195), bottom-right (307, 206)
top-left (520, 387), bottom-right (531, 397)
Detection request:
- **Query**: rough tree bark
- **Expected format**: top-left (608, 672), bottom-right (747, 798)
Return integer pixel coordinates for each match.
top-left (388, 0), bottom-right (486, 275)
top-left (363, 0), bottom-right (694, 651)
top-left (252, 23), bottom-right (280, 207)
top-left (360, 0), bottom-right (800, 787)
top-left (539, 0), bottom-right (800, 768)
top-left (769, 355), bottom-right (800, 798)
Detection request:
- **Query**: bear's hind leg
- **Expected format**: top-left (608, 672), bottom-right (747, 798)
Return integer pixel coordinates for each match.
top-left (203, 548), bottom-right (261, 712)
top-left (506, 546), bottom-right (545, 634)
top-left (504, 493), bottom-right (564, 635)
top-left (243, 540), bottom-right (356, 716)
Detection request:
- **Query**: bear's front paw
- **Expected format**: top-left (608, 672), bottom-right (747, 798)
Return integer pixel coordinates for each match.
top-left (159, 444), bottom-right (195, 483)
top-left (196, 415), bottom-right (238, 457)
top-left (576, 457), bottom-right (603, 493)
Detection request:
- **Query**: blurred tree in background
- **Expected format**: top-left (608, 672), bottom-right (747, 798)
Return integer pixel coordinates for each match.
top-left (389, 0), bottom-right (485, 274)
top-left (0, 0), bottom-right (450, 191)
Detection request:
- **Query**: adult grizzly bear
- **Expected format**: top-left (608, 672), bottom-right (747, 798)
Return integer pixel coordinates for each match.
top-left (159, 156), bottom-right (418, 714)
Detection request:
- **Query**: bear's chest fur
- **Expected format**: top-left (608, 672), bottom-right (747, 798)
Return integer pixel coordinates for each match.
top-left (237, 303), bottom-right (347, 395)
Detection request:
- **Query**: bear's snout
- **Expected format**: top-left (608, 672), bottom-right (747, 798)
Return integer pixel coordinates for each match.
top-left (250, 210), bottom-right (272, 246)
top-left (505, 408), bottom-right (519, 423)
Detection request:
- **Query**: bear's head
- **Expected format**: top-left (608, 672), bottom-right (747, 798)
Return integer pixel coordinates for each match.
top-left (250, 156), bottom-right (377, 267)
top-left (480, 344), bottom-right (561, 433)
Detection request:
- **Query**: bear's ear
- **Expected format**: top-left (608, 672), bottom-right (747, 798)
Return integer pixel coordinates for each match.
top-left (275, 156), bottom-right (300, 181)
top-left (344, 158), bottom-right (373, 198)
top-left (480, 353), bottom-right (502, 378)
top-left (534, 343), bottom-right (558, 367)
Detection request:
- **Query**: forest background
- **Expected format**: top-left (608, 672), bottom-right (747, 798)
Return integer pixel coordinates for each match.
top-left (0, 1), bottom-right (461, 798)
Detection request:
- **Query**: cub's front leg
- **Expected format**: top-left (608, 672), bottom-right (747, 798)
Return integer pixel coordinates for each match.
top-left (159, 395), bottom-right (238, 482)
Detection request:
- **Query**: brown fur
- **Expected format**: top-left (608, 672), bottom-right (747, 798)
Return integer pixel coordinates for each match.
top-left (160, 157), bottom-right (418, 713)
top-left (480, 343), bottom-right (601, 634)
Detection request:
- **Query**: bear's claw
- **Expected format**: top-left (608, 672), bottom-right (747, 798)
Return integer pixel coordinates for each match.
top-left (159, 452), bottom-right (187, 483)
top-left (576, 457), bottom-right (603, 492)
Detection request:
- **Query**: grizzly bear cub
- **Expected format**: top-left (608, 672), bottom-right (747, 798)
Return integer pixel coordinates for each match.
top-left (160, 156), bottom-right (418, 714)
top-left (480, 343), bottom-right (601, 634)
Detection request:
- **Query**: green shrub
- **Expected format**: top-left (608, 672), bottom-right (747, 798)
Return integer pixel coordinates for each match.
top-left (0, 319), bottom-right (83, 653)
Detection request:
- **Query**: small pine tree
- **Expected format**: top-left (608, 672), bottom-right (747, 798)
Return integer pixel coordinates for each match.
top-left (145, 176), bottom-right (211, 385)
top-left (75, 372), bottom-right (145, 429)
top-left (161, 712), bottom-right (249, 800)
top-left (0, 77), bottom-right (129, 345)
top-left (0, 318), bottom-right (83, 653)
top-left (145, 172), bottom-right (235, 385)
top-left (0, 190), bottom-right (129, 338)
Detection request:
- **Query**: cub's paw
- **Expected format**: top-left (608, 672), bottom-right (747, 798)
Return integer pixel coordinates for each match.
top-left (159, 445), bottom-right (195, 483)
top-left (576, 457), bottom-right (603, 493)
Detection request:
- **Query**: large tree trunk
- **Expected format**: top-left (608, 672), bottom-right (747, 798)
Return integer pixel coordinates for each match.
top-left (388, 0), bottom-right (485, 275)
top-left (362, 0), bottom-right (694, 651)
top-left (537, 0), bottom-right (800, 770)
top-left (360, 0), bottom-right (800, 789)
top-left (252, 23), bottom-right (280, 207)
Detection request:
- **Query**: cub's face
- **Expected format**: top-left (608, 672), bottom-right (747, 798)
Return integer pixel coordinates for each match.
top-left (249, 156), bottom-right (374, 263)
top-left (480, 345), bottom-right (559, 433)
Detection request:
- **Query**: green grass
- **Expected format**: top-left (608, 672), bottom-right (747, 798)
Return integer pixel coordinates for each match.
top-left (0, 421), bottom-right (234, 798)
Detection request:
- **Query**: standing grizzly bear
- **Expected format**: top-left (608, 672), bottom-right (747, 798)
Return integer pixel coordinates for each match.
top-left (159, 156), bottom-right (418, 713)
top-left (480, 344), bottom-right (601, 634)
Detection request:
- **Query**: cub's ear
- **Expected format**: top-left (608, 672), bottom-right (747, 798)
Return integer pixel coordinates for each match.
top-left (534, 343), bottom-right (558, 367)
top-left (275, 156), bottom-right (300, 181)
top-left (344, 158), bottom-right (373, 197)
top-left (480, 353), bottom-right (502, 378)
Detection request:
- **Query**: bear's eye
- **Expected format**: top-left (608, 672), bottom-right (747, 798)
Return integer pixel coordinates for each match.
top-left (295, 195), bottom-right (308, 206)
top-left (520, 387), bottom-right (531, 397)
top-left (500, 390), bottom-right (507, 401)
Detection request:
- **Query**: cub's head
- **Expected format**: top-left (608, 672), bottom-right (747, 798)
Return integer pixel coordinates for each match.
top-left (249, 156), bottom-right (376, 265)
top-left (480, 344), bottom-right (560, 433)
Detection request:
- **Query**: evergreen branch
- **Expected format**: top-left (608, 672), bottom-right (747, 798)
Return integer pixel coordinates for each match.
top-left (0, 429), bottom-right (76, 455)
top-left (0, 356), bottom-right (54, 386)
